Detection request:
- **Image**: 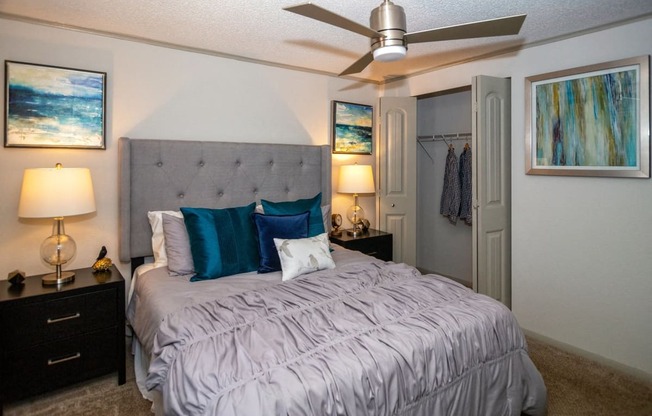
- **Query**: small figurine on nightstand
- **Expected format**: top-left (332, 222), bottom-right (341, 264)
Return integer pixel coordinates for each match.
top-left (7, 269), bottom-right (26, 286)
top-left (92, 246), bottom-right (113, 283)
top-left (92, 246), bottom-right (112, 272)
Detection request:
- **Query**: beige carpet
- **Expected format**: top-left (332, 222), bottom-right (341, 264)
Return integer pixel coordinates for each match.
top-left (526, 337), bottom-right (652, 416)
top-left (5, 336), bottom-right (652, 415)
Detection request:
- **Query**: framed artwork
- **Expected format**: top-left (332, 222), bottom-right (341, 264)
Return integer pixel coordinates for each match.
top-left (525, 55), bottom-right (649, 178)
top-left (4, 61), bottom-right (106, 149)
top-left (332, 100), bottom-right (373, 155)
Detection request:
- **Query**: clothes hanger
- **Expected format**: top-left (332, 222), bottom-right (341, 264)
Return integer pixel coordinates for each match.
top-left (442, 136), bottom-right (453, 150)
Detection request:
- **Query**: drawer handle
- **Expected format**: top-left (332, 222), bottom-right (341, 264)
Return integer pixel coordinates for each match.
top-left (47, 312), bottom-right (81, 324)
top-left (48, 352), bottom-right (81, 366)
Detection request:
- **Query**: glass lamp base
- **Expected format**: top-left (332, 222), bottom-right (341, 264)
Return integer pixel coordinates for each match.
top-left (40, 218), bottom-right (77, 286)
top-left (42, 271), bottom-right (75, 286)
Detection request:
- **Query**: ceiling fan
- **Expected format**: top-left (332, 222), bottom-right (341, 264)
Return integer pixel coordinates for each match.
top-left (284, 1), bottom-right (526, 76)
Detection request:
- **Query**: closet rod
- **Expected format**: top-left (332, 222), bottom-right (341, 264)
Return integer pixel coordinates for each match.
top-left (416, 132), bottom-right (472, 142)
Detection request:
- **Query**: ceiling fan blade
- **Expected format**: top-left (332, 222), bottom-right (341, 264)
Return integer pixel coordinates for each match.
top-left (339, 52), bottom-right (374, 76)
top-left (405, 14), bottom-right (526, 44)
top-left (284, 3), bottom-right (382, 39)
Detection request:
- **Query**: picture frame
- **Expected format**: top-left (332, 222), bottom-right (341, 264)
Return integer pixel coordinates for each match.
top-left (5, 61), bottom-right (107, 149)
top-left (525, 55), bottom-right (649, 178)
top-left (332, 100), bottom-right (373, 155)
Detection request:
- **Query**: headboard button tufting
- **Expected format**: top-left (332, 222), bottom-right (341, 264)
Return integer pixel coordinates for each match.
top-left (118, 138), bottom-right (330, 263)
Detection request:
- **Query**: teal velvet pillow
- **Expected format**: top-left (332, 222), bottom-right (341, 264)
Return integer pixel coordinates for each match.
top-left (261, 193), bottom-right (325, 237)
top-left (181, 203), bottom-right (259, 281)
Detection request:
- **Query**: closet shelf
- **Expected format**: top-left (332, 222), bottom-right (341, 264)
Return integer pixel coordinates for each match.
top-left (417, 132), bottom-right (472, 142)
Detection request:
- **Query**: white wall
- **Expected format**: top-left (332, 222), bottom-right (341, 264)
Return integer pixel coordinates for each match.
top-left (0, 18), bottom-right (377, 286)
top-left (393, 18), bottom-right (652, 377)
top-left (2, 13), bottom-right (650, 379)
top-left (417, 92), bottom-right (473, 284)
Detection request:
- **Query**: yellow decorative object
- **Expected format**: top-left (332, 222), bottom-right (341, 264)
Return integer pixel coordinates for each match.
top-left (92, 257), bottom-right (112, 272)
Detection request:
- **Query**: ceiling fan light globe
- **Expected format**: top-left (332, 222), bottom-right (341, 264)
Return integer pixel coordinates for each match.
top-left (373, 45), bottom-right (407, 62)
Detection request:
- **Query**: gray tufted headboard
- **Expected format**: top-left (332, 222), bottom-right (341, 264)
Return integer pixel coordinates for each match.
top-left (119, 137), bottom-right (331, 263)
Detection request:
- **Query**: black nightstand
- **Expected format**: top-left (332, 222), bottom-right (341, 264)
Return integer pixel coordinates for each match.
top-left (330, 229), bottom-right (393, 261)
top-left (0, 266), bottom-right (125, 411)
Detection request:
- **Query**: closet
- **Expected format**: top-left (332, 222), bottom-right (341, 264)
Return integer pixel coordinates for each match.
top-left (416, 87), bottom-right (472, 286)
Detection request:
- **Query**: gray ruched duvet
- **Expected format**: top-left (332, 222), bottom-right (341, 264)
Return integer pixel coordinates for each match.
top-left (146, 262), bottom-right (546, 415)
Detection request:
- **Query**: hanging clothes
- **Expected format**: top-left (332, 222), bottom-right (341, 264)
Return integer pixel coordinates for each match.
top-left (459, 145), bottom-right (473, 225)
top-left (439, 146), bottom-right (460, 224)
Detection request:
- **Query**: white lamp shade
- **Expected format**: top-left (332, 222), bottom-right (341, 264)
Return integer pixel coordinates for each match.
top-left (338, 164), bottom-right (375, 194)
top-left (18, 167), bottom-right (96, 218)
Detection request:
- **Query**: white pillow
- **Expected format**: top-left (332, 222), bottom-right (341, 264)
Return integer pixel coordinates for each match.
top-left (274, 233), bottom-right (335, 281)
top-left (147, 210), bottom-right (183, 267)
top-left (321, 204), bottom-right (331, 233)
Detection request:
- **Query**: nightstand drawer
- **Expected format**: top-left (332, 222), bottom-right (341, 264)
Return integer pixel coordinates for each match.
top-left (2, 289), bottom-right (116, 350)
top-left (330, 229), bottom-right (393, 261)
top-left (2, 327), bottom-right (117, 401)
top-left (341, 238), bottom-right (390, 258)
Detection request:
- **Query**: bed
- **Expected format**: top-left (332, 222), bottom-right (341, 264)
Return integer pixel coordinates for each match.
top-left (119, 137), bottom-right (546, 415)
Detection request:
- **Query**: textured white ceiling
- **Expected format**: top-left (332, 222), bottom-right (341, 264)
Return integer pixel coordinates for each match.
top-left (1, 0), bottom-right (651, 83)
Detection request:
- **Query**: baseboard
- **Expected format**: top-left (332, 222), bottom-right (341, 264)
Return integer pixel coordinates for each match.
top-left (523, 329), bottom-right (652, 384)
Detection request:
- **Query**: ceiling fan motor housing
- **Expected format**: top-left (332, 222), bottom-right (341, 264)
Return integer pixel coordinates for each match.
top-left (370, 0), bottom-right (407, 55)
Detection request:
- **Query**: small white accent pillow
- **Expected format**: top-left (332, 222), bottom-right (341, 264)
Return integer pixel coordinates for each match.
top-left (147, 210), bottom-right (183, 267)
top-left (274, 233), bottom-right (335, 281)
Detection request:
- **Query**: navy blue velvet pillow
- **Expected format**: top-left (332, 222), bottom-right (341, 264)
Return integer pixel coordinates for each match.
top-left (252, 211), bottom-right (310, 273)
top-left (181, 203), bottom-right (259, 281)
top-left (261, 193), bottom-right (325, 237)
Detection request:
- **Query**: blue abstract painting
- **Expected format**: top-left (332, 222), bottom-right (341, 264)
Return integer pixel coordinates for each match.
top-left (5, 61), bottom-right (106, 149)
top-left (332, 101), bottom-right (373, 154)
top-left (533, 66), bottom-right (639, 169)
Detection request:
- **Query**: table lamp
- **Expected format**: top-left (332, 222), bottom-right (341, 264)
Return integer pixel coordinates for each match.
top-left (338, 164), bottom-right (375, 237)
top-left (18, 163), bottom-right (96, 285)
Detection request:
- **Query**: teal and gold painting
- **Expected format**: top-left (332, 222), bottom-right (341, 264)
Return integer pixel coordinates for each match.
top-left (332, 101), bottom-right (373, 155)
top-left (5, 61), bottom-right (106, 149)
top-left (526, 56), bottom-right (649, 178)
